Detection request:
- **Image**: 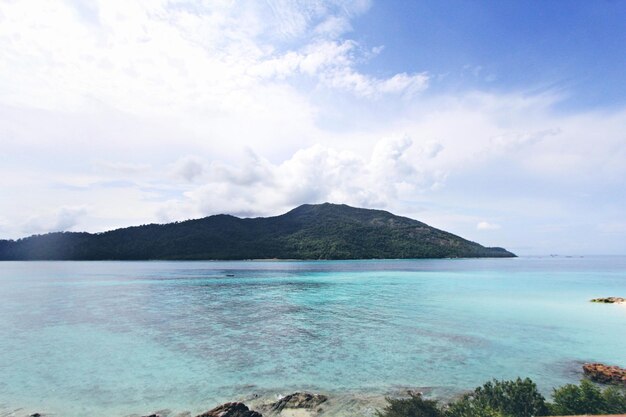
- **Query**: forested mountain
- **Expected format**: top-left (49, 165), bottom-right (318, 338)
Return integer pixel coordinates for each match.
top-left (0, 203), bottom-right (515, 260)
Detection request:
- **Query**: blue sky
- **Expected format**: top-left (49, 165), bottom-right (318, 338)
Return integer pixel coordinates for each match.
top-left (0, 0), bottom-right (625, 255)
top-left (353, 1), bottom-right (626, 109)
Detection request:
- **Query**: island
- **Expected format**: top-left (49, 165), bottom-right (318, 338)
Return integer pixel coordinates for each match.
top-left (590, 297), bottom-right (625, 304)
top-left (0, 203), bottom-right (515, 260)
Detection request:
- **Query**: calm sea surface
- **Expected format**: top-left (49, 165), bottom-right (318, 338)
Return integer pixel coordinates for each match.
top-left (0, 257), bottom-right (625, 416)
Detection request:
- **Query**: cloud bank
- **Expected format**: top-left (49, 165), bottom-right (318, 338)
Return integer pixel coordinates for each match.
top-left (1, 0), bottom-right (625, 255)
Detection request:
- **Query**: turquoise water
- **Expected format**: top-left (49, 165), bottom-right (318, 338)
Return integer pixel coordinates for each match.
top-left (0, 257), bottom-right (625, 416)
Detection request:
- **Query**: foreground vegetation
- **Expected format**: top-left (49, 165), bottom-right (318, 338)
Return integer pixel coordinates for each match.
top-left (377, 378), bottom-right (626, 417)
top-left (0, 203), bottom-right (514, 260)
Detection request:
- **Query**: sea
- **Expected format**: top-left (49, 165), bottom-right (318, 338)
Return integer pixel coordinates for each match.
top-left (0, 257), bottom-right (625, 417)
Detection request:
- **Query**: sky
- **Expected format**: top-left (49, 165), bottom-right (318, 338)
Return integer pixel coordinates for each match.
top-left (1, 0), bottom-right (625, 255)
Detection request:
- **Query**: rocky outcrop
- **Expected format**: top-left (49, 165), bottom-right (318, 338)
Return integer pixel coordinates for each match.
top-left (266, 392), bottom-right (328, 413)
top-left (590, 297), bottom-right (625, 304)
top-left (583, 363), bottom-right (626, 384)
top-left (196, 402), bottom-right (262, 417)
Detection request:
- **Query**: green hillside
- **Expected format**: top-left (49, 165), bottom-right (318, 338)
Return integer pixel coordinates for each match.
top-left (0, 203), bottom-right (515, 260)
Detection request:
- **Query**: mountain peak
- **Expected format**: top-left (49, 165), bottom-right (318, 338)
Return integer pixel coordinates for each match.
top-left (0, 204), bottom-right (515, 260)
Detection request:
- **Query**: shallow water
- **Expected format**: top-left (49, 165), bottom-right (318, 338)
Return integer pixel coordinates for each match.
top-left (0, 257), bottom-right (625, 416)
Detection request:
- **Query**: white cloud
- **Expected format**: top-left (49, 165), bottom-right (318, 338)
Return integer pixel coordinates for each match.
top-left (490, 128), bottom-right (561, 151)
top-left (419, 141), bottom-right (444, 159)
top-left (322, 67), bottom-right (428, 98)
top-left (209, 150), bottom-right (275, 186)
top-left (155, 135), bottom-right (443, 222)
top-left (476, 221), bottom-right (501, 231)
top-left (314, 15), bottom-right (352, 38)
top-left (170, 156), bottom-right (205, 182)
top-left (0, 0), bottom-right (413, 122)
top-left (54, 206), bottom-right (88, 231)
top-left (264, 0), bottom-right (369, 39)
top-left (250, 39), bottom-right (429, 97)
top-left (22, 206), bottom-right (88, 235)
top-left (0, 1), bottom-right (625, 255)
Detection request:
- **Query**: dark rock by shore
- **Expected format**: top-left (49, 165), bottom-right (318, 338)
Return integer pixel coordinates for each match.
top-left (196, 402), bottom-right (263, 417)
top-left (590, 297), bottom-right (625, 304)
top-left (265, 392), bottom-right (328, 413)
top-left (583, 363), bottom-right (626, 385)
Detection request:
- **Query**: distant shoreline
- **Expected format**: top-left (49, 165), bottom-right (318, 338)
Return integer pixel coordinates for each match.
top-left (0, 256), bottom-right (520, 262)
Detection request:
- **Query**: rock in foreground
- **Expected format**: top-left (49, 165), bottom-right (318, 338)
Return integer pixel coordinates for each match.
top-left (583, 363), bottom-right (626, 385)
top-left (590, 297), bottom-right (625, 304)
top-left (265, 392), bottom-right (328, 413)
top-left (196, 402), bottom-right (262, 417)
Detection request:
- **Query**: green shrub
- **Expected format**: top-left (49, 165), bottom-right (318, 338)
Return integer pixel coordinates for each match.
top-left (444, 378), bottom-right (548, 417)
top-left (444, 394), bottom-right (507, 417)
top-left (549, 379), bottom-right (626, 415)
top-left (376, 393), bottom-right (443, 417)
top-left (377, 378), bottom-right (626, 417)
top-left (601, 385), bottom-right (626, 414)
